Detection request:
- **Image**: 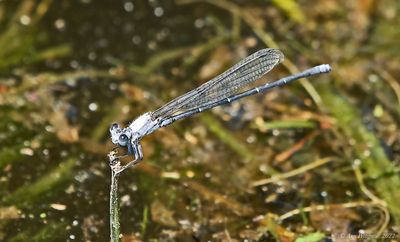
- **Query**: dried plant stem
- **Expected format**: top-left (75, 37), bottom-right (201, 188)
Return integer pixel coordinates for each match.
top-left (110, 170), bottom-right (121, 242)
top-left (353, 165), bottom-right (389, 236)
top-left (251, 156), bottom-right (336, 187)
top-left (375, 67), bottom-right (400, 106)
top-left (278, 201), bottom-right (389, 223)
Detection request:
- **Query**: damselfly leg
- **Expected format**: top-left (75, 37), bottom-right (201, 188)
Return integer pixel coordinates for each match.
top-left (107, 140), bottom-right (142, 174)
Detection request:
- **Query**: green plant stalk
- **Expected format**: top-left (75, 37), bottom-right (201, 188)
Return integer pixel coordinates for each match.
top-left (128, 47), bottom-right (191, 75)
top-left (128, 33), bottom-right (229, 76)
top-left (5, 69), bottom-right (112, 96)
top-left (199, 113), bottom-right (279, 177)
top-left (8, 222), bottom-right (67, 242)
top-left (0, 145), bottom-right (24, 170)
top-left (256, 120), bottom-right (316, 130)
top-left (199, 113), bottom-right (254, 161)
top-left (30, 44), bottom-right (71, 62)
top-left (2, 158), bottom-right (76, 205)
top-left (110, 171), bottom-right (121, 242)
top-left (182, 34), bottom-right (230, 68)
top-left (295, 232), bottom-right (325, 242)
top-left (0, 0), bottom-right (56, 71)
top-left (140, 206), bottom-right (149, 239)
top-left (271, 0), bottom-right (305, 23)
top-left (90, 98), bottom-right (129, 142)
top-left (319, 85), bottom-right (400, 225)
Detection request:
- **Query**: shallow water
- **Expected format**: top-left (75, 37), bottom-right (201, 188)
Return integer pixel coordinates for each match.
top-left (1, 0), bottom-right (400, 241)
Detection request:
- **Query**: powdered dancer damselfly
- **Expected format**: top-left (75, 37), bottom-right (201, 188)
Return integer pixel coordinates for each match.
top-left (109, 48), bottom-right (331, 173)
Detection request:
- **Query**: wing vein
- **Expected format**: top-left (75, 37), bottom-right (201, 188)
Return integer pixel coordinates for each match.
top-left (151, 48), bottom-right (284, 120)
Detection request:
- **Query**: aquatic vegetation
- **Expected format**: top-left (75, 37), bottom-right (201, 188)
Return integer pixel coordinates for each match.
top-left (1, 0), bottom-right (399, 241)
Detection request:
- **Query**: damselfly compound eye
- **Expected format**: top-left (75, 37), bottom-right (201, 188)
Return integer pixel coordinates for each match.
top-left (119, 134), bottom-right (129, 146)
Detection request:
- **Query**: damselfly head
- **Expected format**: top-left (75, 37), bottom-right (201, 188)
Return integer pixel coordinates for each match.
top-left (108, 123), bottom-right (143, 169)
top-left (109, 124), bottom-right (131, 161)
top-left (110, 123), bottom-right (133, 147)
top-left (109, 123), bottom-right (142, 157)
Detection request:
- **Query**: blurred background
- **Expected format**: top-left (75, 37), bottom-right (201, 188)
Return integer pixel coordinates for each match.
top-left (1, 0), bottom-right (399, 241)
